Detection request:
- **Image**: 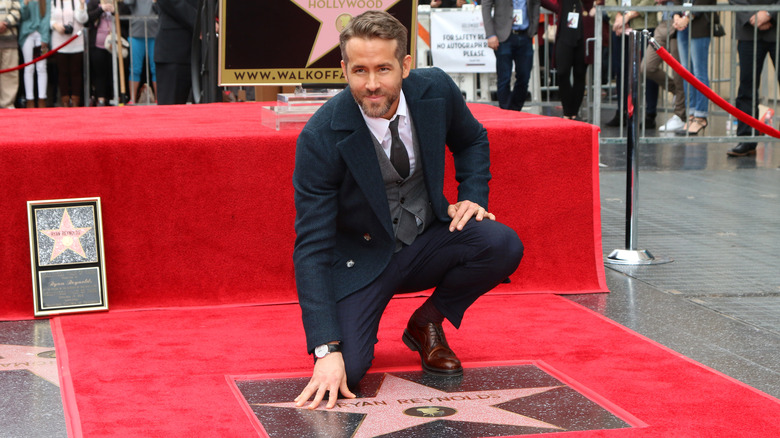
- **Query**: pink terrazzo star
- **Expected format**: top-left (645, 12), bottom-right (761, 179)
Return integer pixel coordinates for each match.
top-left (0, 344), bottom-right (59, 386)
top-left (257, 374), bottom-right (563, 437)
top-left (40, 209), bottom-right (92, 262)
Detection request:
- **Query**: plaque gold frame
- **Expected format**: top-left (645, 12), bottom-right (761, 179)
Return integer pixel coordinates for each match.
top-left (27, 197), bottom-right (108, 316)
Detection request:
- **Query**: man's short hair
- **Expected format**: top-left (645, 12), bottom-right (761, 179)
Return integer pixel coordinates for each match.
top-left (339, 10), bottom-right (408, 67)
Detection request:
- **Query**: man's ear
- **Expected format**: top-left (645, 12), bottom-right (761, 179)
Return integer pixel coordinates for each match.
top-left (341, 60), bottom-right (348, 79)
top-left (401, 54), bottom-right (412, 79)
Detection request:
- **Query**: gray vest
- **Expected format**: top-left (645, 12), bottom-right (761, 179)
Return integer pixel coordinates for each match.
top-left (370, 120), bottom-right (434, 252)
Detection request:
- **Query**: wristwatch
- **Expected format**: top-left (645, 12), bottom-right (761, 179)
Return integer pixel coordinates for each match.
top-left (314, 342), bottom-right (342, 359)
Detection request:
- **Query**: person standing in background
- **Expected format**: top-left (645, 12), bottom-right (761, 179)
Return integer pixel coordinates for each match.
top-left (86, 0), bottom-right (128, 106)
top-left (541, 0), bottom-right (595, 120)
top-left (604, 0), bottom-right (659, 128)
top-left (0, 0), bottom-right (21, 109)
top-left (50, 0), bottom-right (88, 107)
top-left (727, 0), bottom-right (779, 157)
top-left (19, 0), bottom-right (50, 108)
top-left (125, 0), bottom-right (157, 104)
top-left (673, 0), bottom-right (715, 135)
top-left (482, 0), bottom-right (542, 112)
top-left (644, 0), bottom-right (687, 132)
top-left (154, 0), bottom-right (195, 105)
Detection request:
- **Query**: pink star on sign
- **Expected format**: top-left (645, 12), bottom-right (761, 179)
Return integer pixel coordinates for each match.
top-left (290, 0), bottom-right (402, 66)
top-left (40, 209), bottom-right (92, 262)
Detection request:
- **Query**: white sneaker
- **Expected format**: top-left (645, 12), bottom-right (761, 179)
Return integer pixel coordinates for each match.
top-left (658, 115), bottom-right (685, 132)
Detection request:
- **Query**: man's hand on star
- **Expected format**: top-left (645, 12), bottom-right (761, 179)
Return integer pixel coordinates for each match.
top-left (448, 200), bottom-right (495, 232)
top-left (294, 352), bottom-right (356, 410)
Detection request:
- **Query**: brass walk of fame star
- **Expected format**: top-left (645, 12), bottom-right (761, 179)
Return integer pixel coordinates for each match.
top-left (290, 0), bottom-right (402, 67)
top-left (0, 344), bottom-right (59, 387)
top-left (255, 374), bottom-right (563, 437)
top-left (40, 209), bottom-right (92, 262)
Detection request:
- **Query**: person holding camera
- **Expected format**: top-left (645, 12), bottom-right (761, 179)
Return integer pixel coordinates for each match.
top-left (50, 0), bottom-right (87, 106)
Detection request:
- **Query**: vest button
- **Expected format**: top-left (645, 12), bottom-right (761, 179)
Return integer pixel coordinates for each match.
top-left (393, 218), bottom-right (399, 224)
top-left (396, 180), bottom-right (403, 185)
top-left (346, 260), bottom-right (355, 268)
top-left (400, 197), bottom-right (405, 204)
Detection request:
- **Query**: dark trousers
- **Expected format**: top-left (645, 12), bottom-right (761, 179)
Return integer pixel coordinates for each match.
top-left (335, 219), bottom-right (523, 389)
top-left (156, 62), bottom-right (191, 105)
top-left (90, 47), bottom-right (113, 100)
top-left (736, 39), bottom-right (779, 138)
top-left (495, 32), bottom-right (534, 111)
top-left (55, 52), bottom-right (83, 98)
top-left (611, 30), bottom-right (659, 116)
top-left (556, 40), bottom-right (587, 117)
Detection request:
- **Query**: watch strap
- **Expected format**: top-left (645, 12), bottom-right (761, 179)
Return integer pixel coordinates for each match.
top-left (314, 342), bottom-right (342, 358)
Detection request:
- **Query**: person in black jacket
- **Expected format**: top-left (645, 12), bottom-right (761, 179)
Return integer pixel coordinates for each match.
top-left (542, 0), bottom-right (596, 120)
top-left (292, 11), bottom-right (522, 409)
top-left (154, 0), bottom-right (196, 105)
top-left (727, 0), bottom-right (780, 156)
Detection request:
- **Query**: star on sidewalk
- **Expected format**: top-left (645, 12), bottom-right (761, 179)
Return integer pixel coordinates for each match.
top-left (0, 344), bottom-right (59, 387)
top-left (40, 209), bottom-right (92, 262)
top-left (256, 374), bottom-right (563, 437)
top-left (290, 0), bottom-right (401, 66)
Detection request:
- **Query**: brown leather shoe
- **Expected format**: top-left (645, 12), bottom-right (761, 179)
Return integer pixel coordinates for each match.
top-left (402, 319), bottom-right (463, 376)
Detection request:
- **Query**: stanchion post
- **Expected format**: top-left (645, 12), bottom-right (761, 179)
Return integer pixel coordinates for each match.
top-left (606, 31), bottom-right (672, 266)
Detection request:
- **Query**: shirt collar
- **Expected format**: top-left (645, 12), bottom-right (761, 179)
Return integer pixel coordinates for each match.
top-left (360, 90), bottom-right (409, 144)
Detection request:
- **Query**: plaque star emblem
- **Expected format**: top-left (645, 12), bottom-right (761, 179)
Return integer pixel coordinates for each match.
top-left (0, 344), bottom-right (59, 386)
top-left (256, 374), bottom-right (563, 437)
top-left (289, 0), bottom-right (402, 67)
top-left (40, 209), bottom-right (92, 262)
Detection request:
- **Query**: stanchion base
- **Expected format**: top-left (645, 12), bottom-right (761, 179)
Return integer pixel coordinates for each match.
top-left (605, 249), bottom-right (673, 265)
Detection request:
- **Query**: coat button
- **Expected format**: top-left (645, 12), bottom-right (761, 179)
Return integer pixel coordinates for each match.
top-left (346, 260), bottom-right (355, 268)
top-left (363, 233), bottom-right (371, 241)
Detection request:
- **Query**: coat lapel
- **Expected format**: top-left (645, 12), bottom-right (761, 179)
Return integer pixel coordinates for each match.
top-left (404, 73), bottom-right (447, 213)
top-left (332, 91), bottom-right (394, 238)
top-left (332, 71), bottom-right (449, 238)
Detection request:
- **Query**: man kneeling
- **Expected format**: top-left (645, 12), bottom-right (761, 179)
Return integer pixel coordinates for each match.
top-left (292, 10), bottom-right (524, 409)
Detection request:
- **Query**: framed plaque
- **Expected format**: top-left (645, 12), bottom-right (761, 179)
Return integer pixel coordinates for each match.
top-left (27, 198), bottom-right (108, 316)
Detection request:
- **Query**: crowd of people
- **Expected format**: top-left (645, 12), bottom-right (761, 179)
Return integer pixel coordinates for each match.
top-left (479, 0), bottom-right (776, 157)
top-left (0, 0), bottom-right (196, 108)
top-left (1, 1), bottom-right (778, 156)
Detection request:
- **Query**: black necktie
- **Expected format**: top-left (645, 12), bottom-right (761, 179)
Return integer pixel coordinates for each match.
top-left (389, 117), bottom-right (410, 179)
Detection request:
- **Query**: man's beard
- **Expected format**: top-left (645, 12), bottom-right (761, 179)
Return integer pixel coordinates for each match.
top-left (352, 84), bottom-right (401, 118)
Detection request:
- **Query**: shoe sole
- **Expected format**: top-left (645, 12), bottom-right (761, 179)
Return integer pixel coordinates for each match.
top-left (402, 330), bottom-right (464, 376)
top-left (727, 150), bottom-right (757, 157)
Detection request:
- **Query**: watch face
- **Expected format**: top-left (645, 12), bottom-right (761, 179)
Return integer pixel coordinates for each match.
top-left (314, 345), bottom-right (328, 358)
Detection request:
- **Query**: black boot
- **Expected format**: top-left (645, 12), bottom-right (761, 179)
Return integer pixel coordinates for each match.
top-left (606, 112), bottom-right (624, 127)
top-left (726, 143), bottom-right (757, 157)
top-left (645, 114), bottom-right (657, 129)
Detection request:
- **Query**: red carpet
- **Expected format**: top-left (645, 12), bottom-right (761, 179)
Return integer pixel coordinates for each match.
top-left (1, 103), bottom-right (605, 320)
top-left (52, 294), bottom-right (780, 437)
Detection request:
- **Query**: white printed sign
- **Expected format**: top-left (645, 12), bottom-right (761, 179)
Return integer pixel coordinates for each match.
top-left (430, 8), bottom-right (495, 73)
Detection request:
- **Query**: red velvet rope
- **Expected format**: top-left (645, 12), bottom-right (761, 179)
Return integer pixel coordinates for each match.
top-left (654, 45), bottom-right (780, 138)
top-left (0, 31), bottom-right (81, 75)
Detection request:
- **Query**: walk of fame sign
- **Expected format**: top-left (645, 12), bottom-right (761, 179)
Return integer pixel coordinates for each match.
top-left (27, 198), bottom-right (108, 316)
top-left (230, 363), bottom-right (642, 437)
top-left (218, 0), bottom-right (417, 85)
